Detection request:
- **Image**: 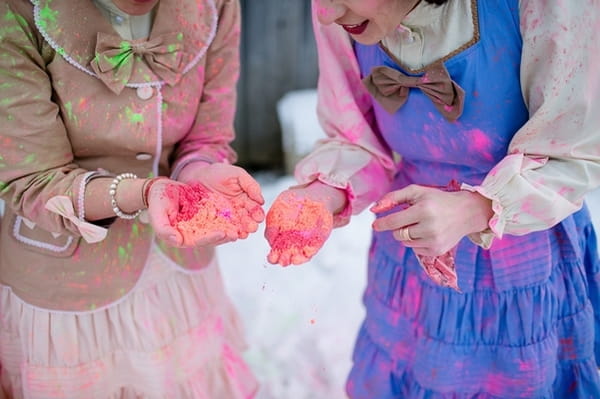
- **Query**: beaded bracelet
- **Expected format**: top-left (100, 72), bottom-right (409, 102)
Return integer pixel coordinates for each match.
top-left (77, 171), bottom-right (98, 221)
top-left (109, 173), bottom-right (142, 220)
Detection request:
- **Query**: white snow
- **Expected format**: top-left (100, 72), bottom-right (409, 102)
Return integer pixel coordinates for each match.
top-left (276, 89), bottom-right (322, 174)
top-left (218, 173), bottom-right (371, 399)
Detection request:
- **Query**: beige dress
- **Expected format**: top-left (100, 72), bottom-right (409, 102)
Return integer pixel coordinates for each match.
top-left (0, 1), bottom-right (257, 397)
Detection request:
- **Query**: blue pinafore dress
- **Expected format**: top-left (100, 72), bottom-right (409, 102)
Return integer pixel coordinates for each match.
top-left (348, 1), bottom-right (600, 398)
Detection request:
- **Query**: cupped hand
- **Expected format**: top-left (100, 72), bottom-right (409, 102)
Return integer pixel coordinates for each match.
top-left (265, 185), bottom-right (341, 266)
top-left (146, 178), bottom-right (227, 247)
top-left (177, 162), bottom-right (265, 239)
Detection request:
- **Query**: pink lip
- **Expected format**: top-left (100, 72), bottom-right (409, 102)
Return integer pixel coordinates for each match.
top-left (133, 0), bottom-right (155, 3)
top-left (340, 20), bottom-right (369, 35)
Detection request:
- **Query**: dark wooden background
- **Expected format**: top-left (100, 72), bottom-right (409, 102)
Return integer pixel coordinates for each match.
top-left (234, 0), bottom-right (318, 170)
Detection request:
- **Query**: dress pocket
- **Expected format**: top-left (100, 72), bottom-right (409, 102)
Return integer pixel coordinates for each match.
top-left (10, 214), bottom-right (80, 257)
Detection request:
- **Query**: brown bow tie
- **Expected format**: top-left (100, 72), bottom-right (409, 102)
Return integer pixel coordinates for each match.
top-left (90, 32), bottom-right (185, 94)
top-left (363, 62), bottom-right (465, 122)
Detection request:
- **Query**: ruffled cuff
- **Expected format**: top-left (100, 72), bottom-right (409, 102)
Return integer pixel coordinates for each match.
top-left (460, 154), bottom-right (549, 249)
top-left (291, 172), bottom-right (355, 228)
top-left (295, 144), bottom-right (374, 227)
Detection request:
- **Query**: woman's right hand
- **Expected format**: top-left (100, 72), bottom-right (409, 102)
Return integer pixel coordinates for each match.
top-left (265, 182), bottom-right (346, 266)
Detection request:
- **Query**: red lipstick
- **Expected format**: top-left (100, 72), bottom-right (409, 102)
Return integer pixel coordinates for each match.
top-left (340, 20), bottom-right (369, 35)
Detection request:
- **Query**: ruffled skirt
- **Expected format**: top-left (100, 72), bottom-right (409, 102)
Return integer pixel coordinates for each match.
top-left (0, 244), bottom-right (258, 399)
top-left (347, 207), bottom-right (600, 398)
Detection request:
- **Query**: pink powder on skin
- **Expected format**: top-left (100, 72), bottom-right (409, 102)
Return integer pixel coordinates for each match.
top-left (267, 197), bottom-right (333, 264)
top-left (167, 183), bottom-right (253, 243)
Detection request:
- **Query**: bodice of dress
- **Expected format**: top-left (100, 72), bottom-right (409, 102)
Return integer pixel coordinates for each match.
top-left (354, 0), bottom-right (528, 189)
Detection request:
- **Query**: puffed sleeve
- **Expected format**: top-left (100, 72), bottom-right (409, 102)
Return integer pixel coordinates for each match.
top-left (170, 0), bottom-right (240, 178)
top-left (462, 0), bottom-right (600, 248)
top-left (0, 0), bottom-right (104, 240)
top-left (294, 1), bottom-right (396, 227)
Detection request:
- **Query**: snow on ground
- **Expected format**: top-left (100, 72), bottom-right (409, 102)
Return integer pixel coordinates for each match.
top-left (219, 176), bottom-right (600, 399)
top-left (217, 172), bottom-right (372, 399)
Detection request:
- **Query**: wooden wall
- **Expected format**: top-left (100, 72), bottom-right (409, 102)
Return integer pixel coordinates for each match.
top-left (234, 0), bottom-right (318, 170)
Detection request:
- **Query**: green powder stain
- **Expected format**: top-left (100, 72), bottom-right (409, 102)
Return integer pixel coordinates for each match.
top-left (89, 303), bottom-right (97, 311)
top-left (125, 107), bottom-right (144, 123)
top-left (118, 246), bottom-right (128, 260)
top-left (7, 115), bottom-right (14, 121)
top-left (171, 249), bottom-right (184, 265)
top-left (0, 181), bottom-right (7, 192)
top-left (131, 223), bottom-right (139, 238)
top-left (99, 41), bottom-right (132, 68)
top-left (43, 174), bottom-right (54, 184)
top-left (38, 3), bottom-right (59, 31)
top-left (22, 154), bottom-right (35, 164)
top-left (161, 102), bottom-right (168, 112)
top-left (64, 101), bottom-right (76, 121)
top-left (4, 10), bottom-right (28, 28)
top-left (177, 32), bottom-right (183, 41)
top-left (168, 44), bottom-right (177, 53)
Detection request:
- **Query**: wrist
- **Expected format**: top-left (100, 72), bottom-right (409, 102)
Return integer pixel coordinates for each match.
top-left (296, 181), bottom-right (347, 215)
top-left (142, 176), bottom-right (170, 208)
top-left (460, 190), bottom-right (493, 234)
top-left (176, 160), bottom-right (211, 183)
top-left (114, 177), bottom-right (146, 214)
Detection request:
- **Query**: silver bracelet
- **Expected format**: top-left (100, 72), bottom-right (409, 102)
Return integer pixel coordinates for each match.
top-left (109, 173), bottom-right (142, 220)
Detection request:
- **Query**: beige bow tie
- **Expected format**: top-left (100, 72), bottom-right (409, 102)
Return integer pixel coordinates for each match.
top-left (363, 62), bottom-right (465, 122)
top-left (90, 32), bottom-right (185, 94)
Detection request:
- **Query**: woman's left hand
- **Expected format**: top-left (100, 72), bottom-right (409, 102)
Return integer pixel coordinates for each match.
top-left (177, 162), bottom-right (265, 238)
top-left (371, 185), bottom-right (493, 256)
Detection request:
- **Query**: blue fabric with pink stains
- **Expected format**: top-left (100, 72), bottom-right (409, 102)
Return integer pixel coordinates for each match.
top-left (348, 0), bottom-right (600, 397)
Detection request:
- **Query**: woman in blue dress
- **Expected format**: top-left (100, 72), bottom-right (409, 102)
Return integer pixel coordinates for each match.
top-left (264, 0), bottom-right (600, 397)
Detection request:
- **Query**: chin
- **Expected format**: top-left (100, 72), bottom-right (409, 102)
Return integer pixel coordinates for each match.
top-left (351, 35), bottom-right (384, 45)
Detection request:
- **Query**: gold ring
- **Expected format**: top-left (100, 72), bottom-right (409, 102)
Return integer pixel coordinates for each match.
top-left (399, 227), bottom-right (413, 242)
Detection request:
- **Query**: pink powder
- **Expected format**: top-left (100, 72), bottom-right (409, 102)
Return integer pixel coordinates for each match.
top-left (167, 183), bottom-right (252, 243)
top-left (267, 197), bottom-right (333, 262)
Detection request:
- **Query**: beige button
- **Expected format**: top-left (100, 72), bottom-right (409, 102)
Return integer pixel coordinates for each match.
top-left (136, 86), bottom-right (153, 100)
top-left (135, 152), bottom-right (153, 161)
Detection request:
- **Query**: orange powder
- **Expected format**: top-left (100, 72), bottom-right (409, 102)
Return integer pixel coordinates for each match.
top-left (171, 183), bottom-right (250, 243)
top-left (267, 196), bottom-right (333, 257)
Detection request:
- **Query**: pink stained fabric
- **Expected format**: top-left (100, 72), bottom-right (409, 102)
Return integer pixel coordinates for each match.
top-left (0, 245), bottom-right (258, 399)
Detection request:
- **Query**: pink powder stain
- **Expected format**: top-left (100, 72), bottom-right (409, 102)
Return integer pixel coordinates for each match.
top-left (267, 197), bottom-right (333, 264)
top-left (519, 196), bottom-right (551, 222)
top-left (466, 128), bottom-right (493, 161)
top-left (166, 184), bottom-right (253, 243)
top-left (518, 360), bottom-right (534, 372)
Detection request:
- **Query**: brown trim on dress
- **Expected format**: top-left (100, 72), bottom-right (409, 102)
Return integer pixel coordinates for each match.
top-left (378, 0), bottom-right (480, 74)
